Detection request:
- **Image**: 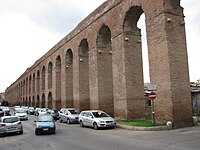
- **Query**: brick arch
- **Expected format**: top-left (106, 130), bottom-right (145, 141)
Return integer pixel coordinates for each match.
top-left (117, 5), bottom-right (145, 119)
top-left (36, 95), bottom-right (40, 107)
top-left (36, 70), bottom-right (40, 93)
top-left (48, 62), bottom-right (53, 89)
top-left (32, 73), bottom-right (35, 93)
top-left (65, 49), bottom-right (73, 108)
top-left (55, 55), bottom-right (61, 109)
top-left (48, 92), bottom-right (53, 109)
top-left (164, 0), bottom-right (180, 10)
top-left (42, 66), bottom-right (46, 91)
top-left (29, 75), bottom-right (32, 95)
top-left (32, 96), bottom-right (35, 107)
top-left (96, 24), bottom-right (114, 116)
top-left (78, 39), bottom-right (90, 111)
top-left (41, 93), bottom-right (45, 108)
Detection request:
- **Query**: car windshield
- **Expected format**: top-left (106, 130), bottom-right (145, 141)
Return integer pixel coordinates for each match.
top-left (38, 115), bottom-right (53, 122)
top-left (92, 112), bottom-right (109, 118)
top-left (3, 117), bottom-right (19, 123)
top-left (68, 109), bottom-right (78, 114)
top-left (16, 109), bottom-right (26, 113)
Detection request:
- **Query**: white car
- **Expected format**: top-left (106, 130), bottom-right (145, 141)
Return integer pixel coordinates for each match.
top-left (0, 116), bottom-right (23, 136)
top-left (14, 108), bottom-right (28, 120)
top-left (59, 108), bottom-right (79, 124)
top-left (38, 108), bottom-right (48, 116)
top-left (79, 110), bottom-right (116, 130)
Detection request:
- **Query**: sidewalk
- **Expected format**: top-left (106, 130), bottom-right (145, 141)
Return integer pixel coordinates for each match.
top-left (117, 124), bottom-right (169, 131)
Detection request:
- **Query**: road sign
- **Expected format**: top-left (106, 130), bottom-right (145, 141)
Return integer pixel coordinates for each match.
top-left (149, 91), bottom-right (156, 100)
top-left (146, 83), bottom-right (157, 91)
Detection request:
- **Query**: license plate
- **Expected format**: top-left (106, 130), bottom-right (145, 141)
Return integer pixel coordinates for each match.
top-left (43, 128), bottom-right (48, 131)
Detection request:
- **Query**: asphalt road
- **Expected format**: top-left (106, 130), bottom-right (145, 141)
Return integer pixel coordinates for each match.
top-left (0, 115), bottom-right (200, 150)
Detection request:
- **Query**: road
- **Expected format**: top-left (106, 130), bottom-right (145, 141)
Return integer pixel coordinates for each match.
top-left (0, 115), bottom-right (200, 150)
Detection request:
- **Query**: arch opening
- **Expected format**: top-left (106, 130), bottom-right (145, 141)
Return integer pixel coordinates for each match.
top-left (122, 6), bottom-right (146, 119)
top-left (97, 24), bottom-right (114, 116)
top-left (42, 66), bottom-right (46, 91)
top-left (56, 56), bottom-right (61, 109)
top-left (41, 93), bottom-right (45, 108)
top-left (48, 62), bottom-right (53, 89)
top-left (65, 49), bottom-right (73, 108)
top-left (48, 92), bottom-right (53, 109)
top-left (79, 39), bottom-right (90, 110)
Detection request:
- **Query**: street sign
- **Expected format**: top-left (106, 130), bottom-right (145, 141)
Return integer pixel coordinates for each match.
top-left (146, 83), bottom-right (157, 91)
top-left (149, 91), bottom-right (156, 100)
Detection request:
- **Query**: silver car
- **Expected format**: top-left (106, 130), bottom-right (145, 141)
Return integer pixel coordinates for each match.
top-left (0, 116), bottom-right (23, 136)
top-left (79, 110), bottom-right (116, 130)
top-left (14, 108), bottom-right (28, 120)
top-left (59, 108), bottom-right (79, 124)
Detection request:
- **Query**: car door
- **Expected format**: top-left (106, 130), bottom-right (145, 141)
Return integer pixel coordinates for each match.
top-left (86, 112), bottom-right (94, 127)
top-left (62, 110), bottom-right (68, 122)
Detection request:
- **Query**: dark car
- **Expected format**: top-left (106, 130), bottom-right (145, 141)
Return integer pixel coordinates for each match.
top-left (0, 109), bottom-right (4, 118)
top-left (47, 109), bottom-right (60, 121)
top-left (34, 114), bottom-right (56, 135)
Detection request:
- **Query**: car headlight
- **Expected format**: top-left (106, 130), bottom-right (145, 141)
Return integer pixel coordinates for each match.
top-left (36, 125), bottom-right (42, 128)
top-left (50, 125), bottom-right (55, 128)
top-left (99, 121), bottom-right (105, 123)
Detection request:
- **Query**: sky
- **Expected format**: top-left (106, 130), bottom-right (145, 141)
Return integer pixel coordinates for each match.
top-left (0, 0), bottom-right (199, 92)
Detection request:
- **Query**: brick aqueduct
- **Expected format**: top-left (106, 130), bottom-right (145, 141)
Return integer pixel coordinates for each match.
top-left (5, 0), bottom-right (193, 128)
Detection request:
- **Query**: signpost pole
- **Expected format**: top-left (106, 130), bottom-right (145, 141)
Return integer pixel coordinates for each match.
top-left (151, 100), bottom-right (155, 126)
top-left (146, 83), bottom-right (157, 126)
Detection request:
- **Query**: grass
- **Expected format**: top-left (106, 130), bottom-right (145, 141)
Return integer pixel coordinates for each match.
top-left (116, 119), bottom-right (166, 127)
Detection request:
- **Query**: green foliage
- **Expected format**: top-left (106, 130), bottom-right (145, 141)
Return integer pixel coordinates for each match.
top-left (116, 119), bottom-right (165, 127)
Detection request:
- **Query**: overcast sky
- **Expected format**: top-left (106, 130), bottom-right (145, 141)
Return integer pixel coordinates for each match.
top-left (0, 0), bottom-right (199, 92)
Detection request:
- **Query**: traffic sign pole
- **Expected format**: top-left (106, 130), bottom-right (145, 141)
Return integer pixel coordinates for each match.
top-left (151, 100), bottom-right (155, 126)
top-left (149, 91), bottom-right (157, 125)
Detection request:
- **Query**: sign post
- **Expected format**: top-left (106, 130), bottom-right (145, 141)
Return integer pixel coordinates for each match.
top-left (149, 91), bottom-right (157, 125)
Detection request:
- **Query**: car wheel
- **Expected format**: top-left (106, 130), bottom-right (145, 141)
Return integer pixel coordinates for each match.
top-left (0, 133), bottom-right (6, 137)
top-left (80, 120), bottom-right (84, 127)
top-left (19, 130), bottom-right (23, 134)
top-left (67, 119), bottom-right (71, 124)
top-left (60, 118), bottom-right (63, 123)
top-left (35, 130), bottom-right (39, 135)
top-left (93, 122), bottom-right (98, 130)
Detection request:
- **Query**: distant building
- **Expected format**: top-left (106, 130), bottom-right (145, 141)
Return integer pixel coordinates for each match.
top-left (190, 82), bottom-right (200, 116)
top-left (0, 92), bottom-right (5, 100)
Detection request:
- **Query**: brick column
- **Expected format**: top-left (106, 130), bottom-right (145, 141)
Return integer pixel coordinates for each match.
top-left (144, 1), bottom-right (193, 127)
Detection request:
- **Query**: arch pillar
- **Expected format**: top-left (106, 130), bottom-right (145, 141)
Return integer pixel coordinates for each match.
top-left (143, 0), bottom-right (192, 127)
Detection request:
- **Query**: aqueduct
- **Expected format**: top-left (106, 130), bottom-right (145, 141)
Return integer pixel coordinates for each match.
top-left (5, 0), bottom-right (193, 128)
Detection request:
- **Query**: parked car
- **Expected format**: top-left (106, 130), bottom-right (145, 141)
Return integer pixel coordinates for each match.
top-left (34, 114), bottom-right (56, 135)
top-left (59, 108), bottom-right (79, 124)
top-left (14, 108), bottom-right (28, 120)
top-left (1, 106), bottom-right (10, 114)
top-left (28, 107), bottom-right (35, 115)
top-left (79, 110), bottom-right (116, 130)
top-left (34, 108), bottom-right (41, 116)
top-left (21, 106), bottom-right (29, 113)
top-left (0, 108), bottom-right (4, 118)
top-left (38, 108), bottom-right (48, 116)
top-left (0, 116), bottom-right (23, 136)
top-left (47, 109), bottom-right (60, 121)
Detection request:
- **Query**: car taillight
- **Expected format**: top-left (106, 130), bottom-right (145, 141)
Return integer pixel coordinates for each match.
top-left (0, 124), bottom-right (6, 127)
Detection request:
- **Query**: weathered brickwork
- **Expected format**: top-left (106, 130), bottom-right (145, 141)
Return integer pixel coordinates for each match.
top-left (5, 0), bottom-right (193, 128)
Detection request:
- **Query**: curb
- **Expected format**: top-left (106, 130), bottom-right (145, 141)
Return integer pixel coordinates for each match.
top-left (117, 124), bottom-right (169, 131)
